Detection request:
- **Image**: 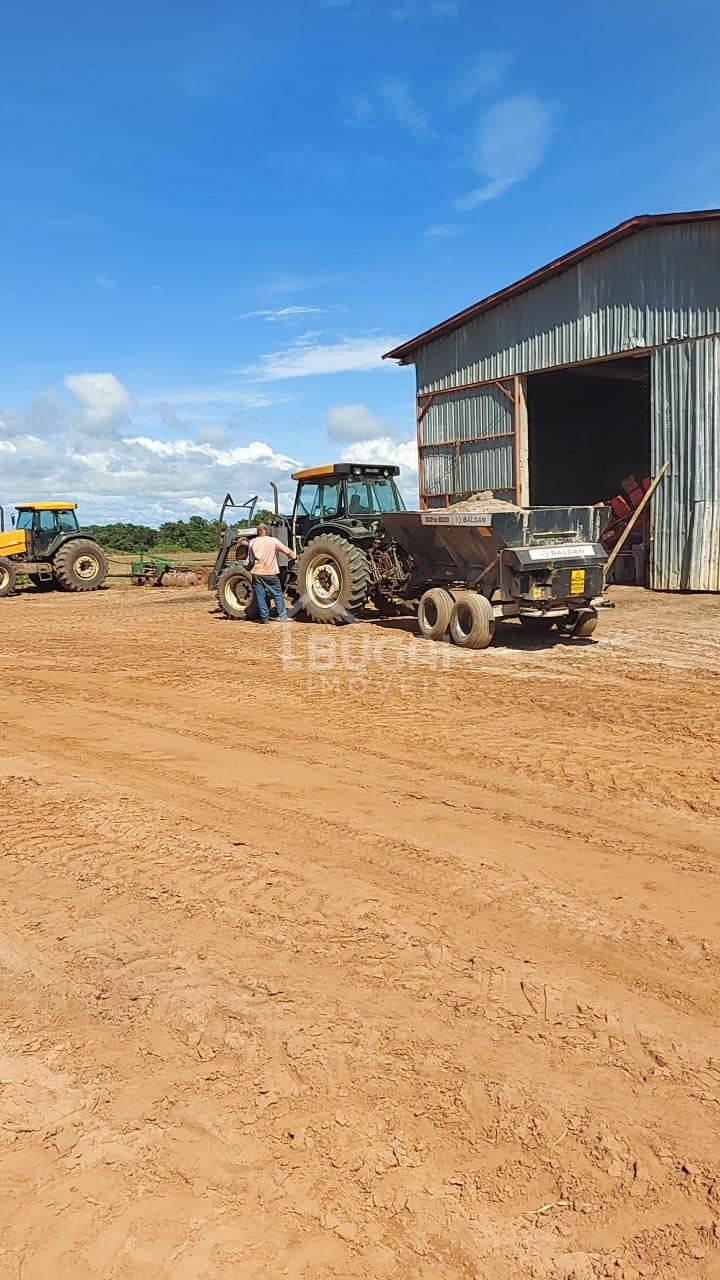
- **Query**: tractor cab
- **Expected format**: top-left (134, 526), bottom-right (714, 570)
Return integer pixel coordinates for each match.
top-left (13, 503), bottom-right (80, 555)
top-left (290, 463), bottom-right (404, 544)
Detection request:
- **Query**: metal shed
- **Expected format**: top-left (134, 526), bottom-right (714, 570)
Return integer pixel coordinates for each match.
top-left (384, 211), bottom-right (720, 591)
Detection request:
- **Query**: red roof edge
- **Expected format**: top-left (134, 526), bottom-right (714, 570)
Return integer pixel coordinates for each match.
top-left (383, 210), bottom-right (720, 364)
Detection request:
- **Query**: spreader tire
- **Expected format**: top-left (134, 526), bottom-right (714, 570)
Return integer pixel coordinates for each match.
top-left (296, 534), bottom-right (372, 624)
top-left (449, 591), bottom-right (495, 650)
top-left (52, 540), bottom-right (107, 592)
top-left (217, 566), bottom-right (260, 621)
top-left (571, 607), bottom-right (598, 639)
top-left (417, 588), bottom-right (453, 640)
top-left (0, 558), bottom-right (17, 598)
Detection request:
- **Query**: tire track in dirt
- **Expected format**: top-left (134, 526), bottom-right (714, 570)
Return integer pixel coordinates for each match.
top-left (1, 585), bottom-right (720, 1278)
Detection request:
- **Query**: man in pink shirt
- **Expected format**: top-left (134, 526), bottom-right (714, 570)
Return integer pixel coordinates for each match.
top-left (250, 523), bottom-right (296, 622)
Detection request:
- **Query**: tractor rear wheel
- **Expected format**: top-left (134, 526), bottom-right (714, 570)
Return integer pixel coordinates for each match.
top-left (296, 534), bottom-right (372, 624)
top-left (0, 558), bottom-right (16, 597)
top-left (449, 591), bottom-right (495, 649)
top-left (52, 540), bottom-right (107, 592)
top-left (217, 566), bottom-right (260, 620)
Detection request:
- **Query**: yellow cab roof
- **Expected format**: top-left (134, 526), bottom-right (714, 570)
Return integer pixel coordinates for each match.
top-left (15, 502), bottom-right (77, 511)
top-left (291, 463), bottom-right (400, 481)
top-left (292, 465), bottom-right (337, 481)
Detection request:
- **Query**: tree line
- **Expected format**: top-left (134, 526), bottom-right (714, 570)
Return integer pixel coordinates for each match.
top-left (84, 511), bottom-right (280, 554)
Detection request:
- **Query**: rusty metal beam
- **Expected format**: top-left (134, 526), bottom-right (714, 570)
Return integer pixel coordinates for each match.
top-left (417, 375), bottom-right (515, 404)
top-left (420, 431), bottom-right (515, 449)
top-left (493, 379), bottom-right (515, 403)
top-left (416, 392), bottom-right (437, 427)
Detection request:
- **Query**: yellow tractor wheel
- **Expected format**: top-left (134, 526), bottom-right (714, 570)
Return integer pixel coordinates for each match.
top-left (52, 540), bottom-right (108, 592)
top-left (0, 558), bottom-right (17, 598)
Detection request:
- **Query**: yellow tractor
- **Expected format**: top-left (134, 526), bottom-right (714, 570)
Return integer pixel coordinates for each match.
top-left (0, 502), bottom-right (108, 597)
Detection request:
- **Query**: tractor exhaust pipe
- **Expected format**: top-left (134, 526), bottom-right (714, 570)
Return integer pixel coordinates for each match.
top-left (271, 482), bottom-right (279, 516)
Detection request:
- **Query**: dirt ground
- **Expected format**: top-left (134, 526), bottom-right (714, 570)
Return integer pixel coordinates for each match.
top-left (1, 583), bottom-right (719, 1280)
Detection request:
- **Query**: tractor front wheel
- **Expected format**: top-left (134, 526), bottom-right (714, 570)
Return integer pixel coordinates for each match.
top-left (216, 566), bottom-right (260, 620)
top-left (0, 558), bottom-right (17, 598)
top-left (52, 540), bottom-right (108, 592)
top-left (296, 534), bottom-right (372, 624)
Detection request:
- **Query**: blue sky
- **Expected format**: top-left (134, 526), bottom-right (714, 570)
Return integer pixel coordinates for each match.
top-left (1, 0), bottom-right (719, 521)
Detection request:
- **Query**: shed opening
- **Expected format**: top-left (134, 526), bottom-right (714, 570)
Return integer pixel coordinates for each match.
top-left (526, 355), bottom-right (650, 580)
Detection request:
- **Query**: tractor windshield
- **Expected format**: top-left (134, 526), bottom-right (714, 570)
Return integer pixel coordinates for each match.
top-left (58, 510), bottom-right (80, 532)
top-left (16, 510), bottom-right (32, 530)
top-left (346, 477), bottom-right (404, 515)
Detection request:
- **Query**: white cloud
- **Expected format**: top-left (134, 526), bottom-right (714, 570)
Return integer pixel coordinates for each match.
top-left (261, 272), bottom-right (341, 299)
top-left (425, 223), bottom-right (463, 239)
top-left (380, 77), bottom-right (428, 134)
top-left (455, 178), bottom-right (513, 210)
top-left (347, 77), bottom-right (428, 134)
top-left (194, 423), bottom-right (232, 446)
top-left (157, 400), bottom-right (183, 429)
top-left (0, 376), bottom-right (303, 526)
top-left (64, 372), bottom-right (133, 429)
top-left (0, 375), bottom-right (419, 526)
top-left (341, 436), bottom-right (419, 505)
top-left (241, 334), bottom-right (404, 381)
top-left (455, 94), bottom-right (557, 209)
top-left (449, 51), bottom-right (513, 105)
top-left (123, 436), bottom-right (299, 468)
top-left (141, 386), bottom-right (292, 411)
top-left (326, 403), bottom-right (395, 442)
top-left (236, 304), bottom-right (343, 322)
top-left (96, 274), bottom-right (118, 289)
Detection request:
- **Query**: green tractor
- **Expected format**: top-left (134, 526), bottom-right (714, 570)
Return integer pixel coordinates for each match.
top-left (209, 464), bottom-right (407, 623)
top-left (0, 502), bottom-right (107, 597)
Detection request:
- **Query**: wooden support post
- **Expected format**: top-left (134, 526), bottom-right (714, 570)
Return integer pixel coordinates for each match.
top-left (603, 461), bottom-right (670, 586)
top-left (515, 375), bottom-right (529, 506)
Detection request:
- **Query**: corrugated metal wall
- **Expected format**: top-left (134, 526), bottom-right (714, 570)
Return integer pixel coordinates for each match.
top-left (652, 337), bottom-right (720, 591)
top-left (415, 222), bottom-right (720, 393)
top-left (408, 220), bottom-right (720, 587)
top-left (419, 382), bottom-right (515, 502)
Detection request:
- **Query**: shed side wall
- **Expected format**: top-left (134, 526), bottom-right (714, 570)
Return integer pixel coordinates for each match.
top-left (419, 383), bottom-right (515, 501)
top-left (651, 336), bottom-right (720, 591)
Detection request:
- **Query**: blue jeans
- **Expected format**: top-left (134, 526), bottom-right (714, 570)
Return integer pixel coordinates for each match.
top-left (253, 574), bottom-right (287, 622)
